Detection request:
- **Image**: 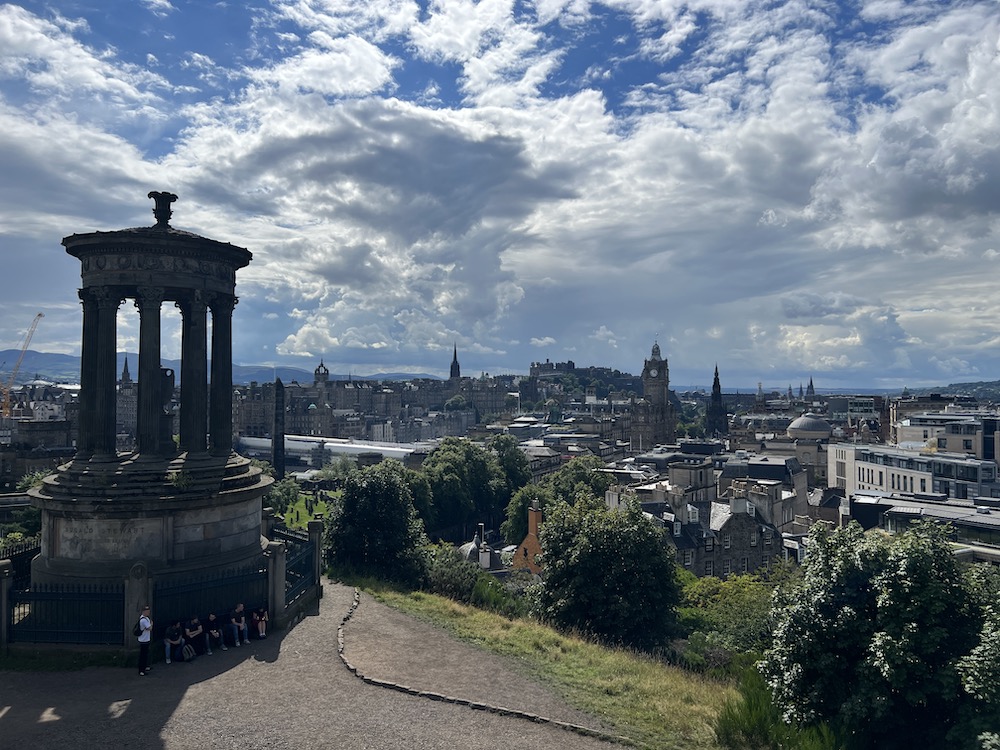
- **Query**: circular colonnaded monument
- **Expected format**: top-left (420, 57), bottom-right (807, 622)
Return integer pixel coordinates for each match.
top-left (29, 192), bottom-right (273, 587)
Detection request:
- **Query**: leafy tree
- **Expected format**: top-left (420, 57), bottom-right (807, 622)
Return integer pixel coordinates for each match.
top-left (264, 477), bottom-right (301, 516)
top-left (444, 394), bottom-right (469, 411)
top-left (537, 499), bottom-right (680, 651)
top-left (542, 454), bottom-right (613, 506)
top-left (324, 461), bottom-right (428, 586)
top-left (1, 504), bottom-right (42, 546)
top-left (421, 437), bottom-right (504, 531)
top-left (250, 458), bottom-right (276, 477)
top-left (954, 564), bottom-right (1000, 748)
top-left (500, 484), bottom-right (552, 544)
top-left (761, 521), bottom-right (986, 749)
top-left (487, 433), bottom-right (531, 508)
top-left (316, 456), bottom-right (356, 483)
top-left (680, 572), bottom-right (774, 654)
top-left (500, 454), bottom-right (611, 545)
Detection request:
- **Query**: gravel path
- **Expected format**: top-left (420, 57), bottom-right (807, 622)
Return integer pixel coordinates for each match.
top-left (0, 583), bottom-right (622, 750)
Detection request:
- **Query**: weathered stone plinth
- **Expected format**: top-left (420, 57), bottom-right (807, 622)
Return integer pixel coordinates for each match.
top-left (28, 452), bottom-right (273, 585)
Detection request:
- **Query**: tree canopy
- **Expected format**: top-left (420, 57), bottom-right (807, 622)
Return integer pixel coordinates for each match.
top-left (500, 483), bottom-right (552, 544)
top-left (543, 454), bottom-right (613, 505)
top-left (487, 433), bottom-right (532, 508)
top-left (761, 520), bottom-right (997, 749)
top-left (264, 477), bottom-right (301, 516)
top-left (421, 437), bottom-right (505, 532)
top-left (537, 499), bottom-right (680, 651)
top-left (323, 461), bottom-right (428, 586)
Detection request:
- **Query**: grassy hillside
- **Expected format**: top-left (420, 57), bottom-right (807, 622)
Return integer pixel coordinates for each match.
top-left (366, 585), bottom-right (734, 750)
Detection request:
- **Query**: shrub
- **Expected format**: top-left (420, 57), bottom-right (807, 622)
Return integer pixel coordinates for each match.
top-left (424, 544), bottom-right (482, 603)
top-left (715, 667), bottom-right (841, 750)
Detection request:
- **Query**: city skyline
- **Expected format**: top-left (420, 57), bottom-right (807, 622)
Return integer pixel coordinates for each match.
top-left (1, 1), bottom-right (998, 390)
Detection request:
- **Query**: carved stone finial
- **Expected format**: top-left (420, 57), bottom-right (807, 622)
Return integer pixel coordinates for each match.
top-left (147, 191), bottom-right (178, 227)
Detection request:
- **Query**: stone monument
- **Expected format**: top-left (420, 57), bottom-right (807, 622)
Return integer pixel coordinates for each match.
top-left (29, 192), bottom-right (273, 587)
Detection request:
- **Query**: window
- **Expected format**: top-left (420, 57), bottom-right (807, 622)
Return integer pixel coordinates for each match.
top-left (764, 530), bottom-right (772, 546)
top-left (747, 501), bottom-right (756, 517)
top-left (920, 478), bottom-right (926, 493)
top-left (673, 521), bottom-right (681, 537)
top-left (722, 559), bottom-right (732, 576)
top-left (705, 538), bottom-right (714, 552)
top-left (688, 506), bottom-right (699, 523)
top-left (723, 532), bottom-right (731, 549)
top-left (683, 550), bottom-right (693, 567)
top-left (741, 557), bottom-right (749, 573)
top-left (704, 560), bottom-right (714, 576)
top-left (750, 529), bottom-right (758, 547)
top-left (761, 554), bottom-right (769, 568)
top-left (964, 439), bottom-right (973, 451)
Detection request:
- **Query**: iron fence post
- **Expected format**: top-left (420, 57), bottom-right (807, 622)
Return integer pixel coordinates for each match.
top-left (308, 519), bottom-right (324, 598)
top-left (0, 559), bottom-right (11, 658)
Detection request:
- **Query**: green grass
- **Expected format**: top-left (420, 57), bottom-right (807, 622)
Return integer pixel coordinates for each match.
top-left (281, 492), bottom-right (335, 529)
top-left (360, 581), bottom-right (734, 750)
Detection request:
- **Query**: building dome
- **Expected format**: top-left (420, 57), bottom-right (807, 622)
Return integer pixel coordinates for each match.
top-left (787, 413), bottom-right (832, 441)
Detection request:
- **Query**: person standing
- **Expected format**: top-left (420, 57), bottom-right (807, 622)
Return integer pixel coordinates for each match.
top-left (137, 605), bottom-right (153, 676)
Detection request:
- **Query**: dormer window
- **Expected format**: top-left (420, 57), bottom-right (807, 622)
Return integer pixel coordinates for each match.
top-left (688, 506), bottom-right (699, 523)
top-left (747, 501), bottom-right (756, 517)
top-left (673, 521), bottom-right (682, 537)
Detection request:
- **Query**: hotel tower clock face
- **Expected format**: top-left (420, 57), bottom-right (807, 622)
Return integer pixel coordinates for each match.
top-left (649, 368), bottom-right (658, 378)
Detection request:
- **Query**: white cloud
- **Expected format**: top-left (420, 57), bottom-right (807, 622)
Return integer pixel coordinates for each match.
top-left (141, 0), bottom-right (176, 18)
top-left (1, 0), bottom-right (999, 387)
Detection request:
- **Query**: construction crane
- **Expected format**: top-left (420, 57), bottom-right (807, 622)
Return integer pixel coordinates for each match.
top-left (2, 312), bottom-right (44, 418)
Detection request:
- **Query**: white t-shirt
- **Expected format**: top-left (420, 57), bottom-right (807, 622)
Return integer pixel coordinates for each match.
top-left (138, 615), bottom-right (152, 643)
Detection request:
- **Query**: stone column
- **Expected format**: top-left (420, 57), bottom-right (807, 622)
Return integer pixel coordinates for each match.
top-left (177, 292), bottom-right (208, 453)
top-left (76, 288), bottom-right (98, 455)
top-left (135, 287), bottom-right (164, 455)
top-left (265, 540), bottom-right (287, 628)
top-left (209, 295), bottom-right (236, 455)
top-left (94, 287), bottom-right (120, 457)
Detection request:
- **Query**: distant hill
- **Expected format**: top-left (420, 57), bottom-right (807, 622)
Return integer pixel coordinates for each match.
top-left (0, 350), bottom-right (442, 385)
top-left (907, 380), bottom-right (1000, 401)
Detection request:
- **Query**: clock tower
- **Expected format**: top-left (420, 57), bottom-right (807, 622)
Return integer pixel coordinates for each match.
top-left (633, 341), bottom-right (676, 450)
top-left (642, 341), bottom-right (669, 407)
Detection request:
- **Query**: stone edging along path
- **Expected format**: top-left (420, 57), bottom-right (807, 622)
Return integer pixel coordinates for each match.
top-left (336, 588), bottom-right (635, 748)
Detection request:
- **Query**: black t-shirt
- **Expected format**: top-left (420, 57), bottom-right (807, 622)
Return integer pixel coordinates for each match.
top-left (205, 616), bottom-right (222, 635)
top-left (230, 609), bottom-right (246, 626)
top-left (185, 619), bottom-right (203, 638)
top-left (165, 624), bottom-right (182, 644)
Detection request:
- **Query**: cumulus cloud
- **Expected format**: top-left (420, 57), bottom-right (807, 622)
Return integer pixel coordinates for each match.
top-left (1, 0), bottom-right (999, 386)
top-left (530, 336), bottom-right (556, 347)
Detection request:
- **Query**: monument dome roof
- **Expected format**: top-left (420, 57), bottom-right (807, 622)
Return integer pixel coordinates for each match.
top-left (787, 413), bottom-right (832, 440)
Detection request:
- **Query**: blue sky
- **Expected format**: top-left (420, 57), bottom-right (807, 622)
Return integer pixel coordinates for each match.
top-left (1, 0), bottom-right (999, 391)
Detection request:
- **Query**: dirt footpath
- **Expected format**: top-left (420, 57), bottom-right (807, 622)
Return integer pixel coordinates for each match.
top-left (0, 583), bottom-right (620, 750)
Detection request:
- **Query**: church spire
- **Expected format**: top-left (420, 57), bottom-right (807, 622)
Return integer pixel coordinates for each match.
top-left (450, 343), bottom-right (461, 379)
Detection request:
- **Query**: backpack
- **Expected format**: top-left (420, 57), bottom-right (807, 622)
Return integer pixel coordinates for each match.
top-left (182, 643), bottom-right (196, 662)
top-left (133, 619), bottom-right (142, 637)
